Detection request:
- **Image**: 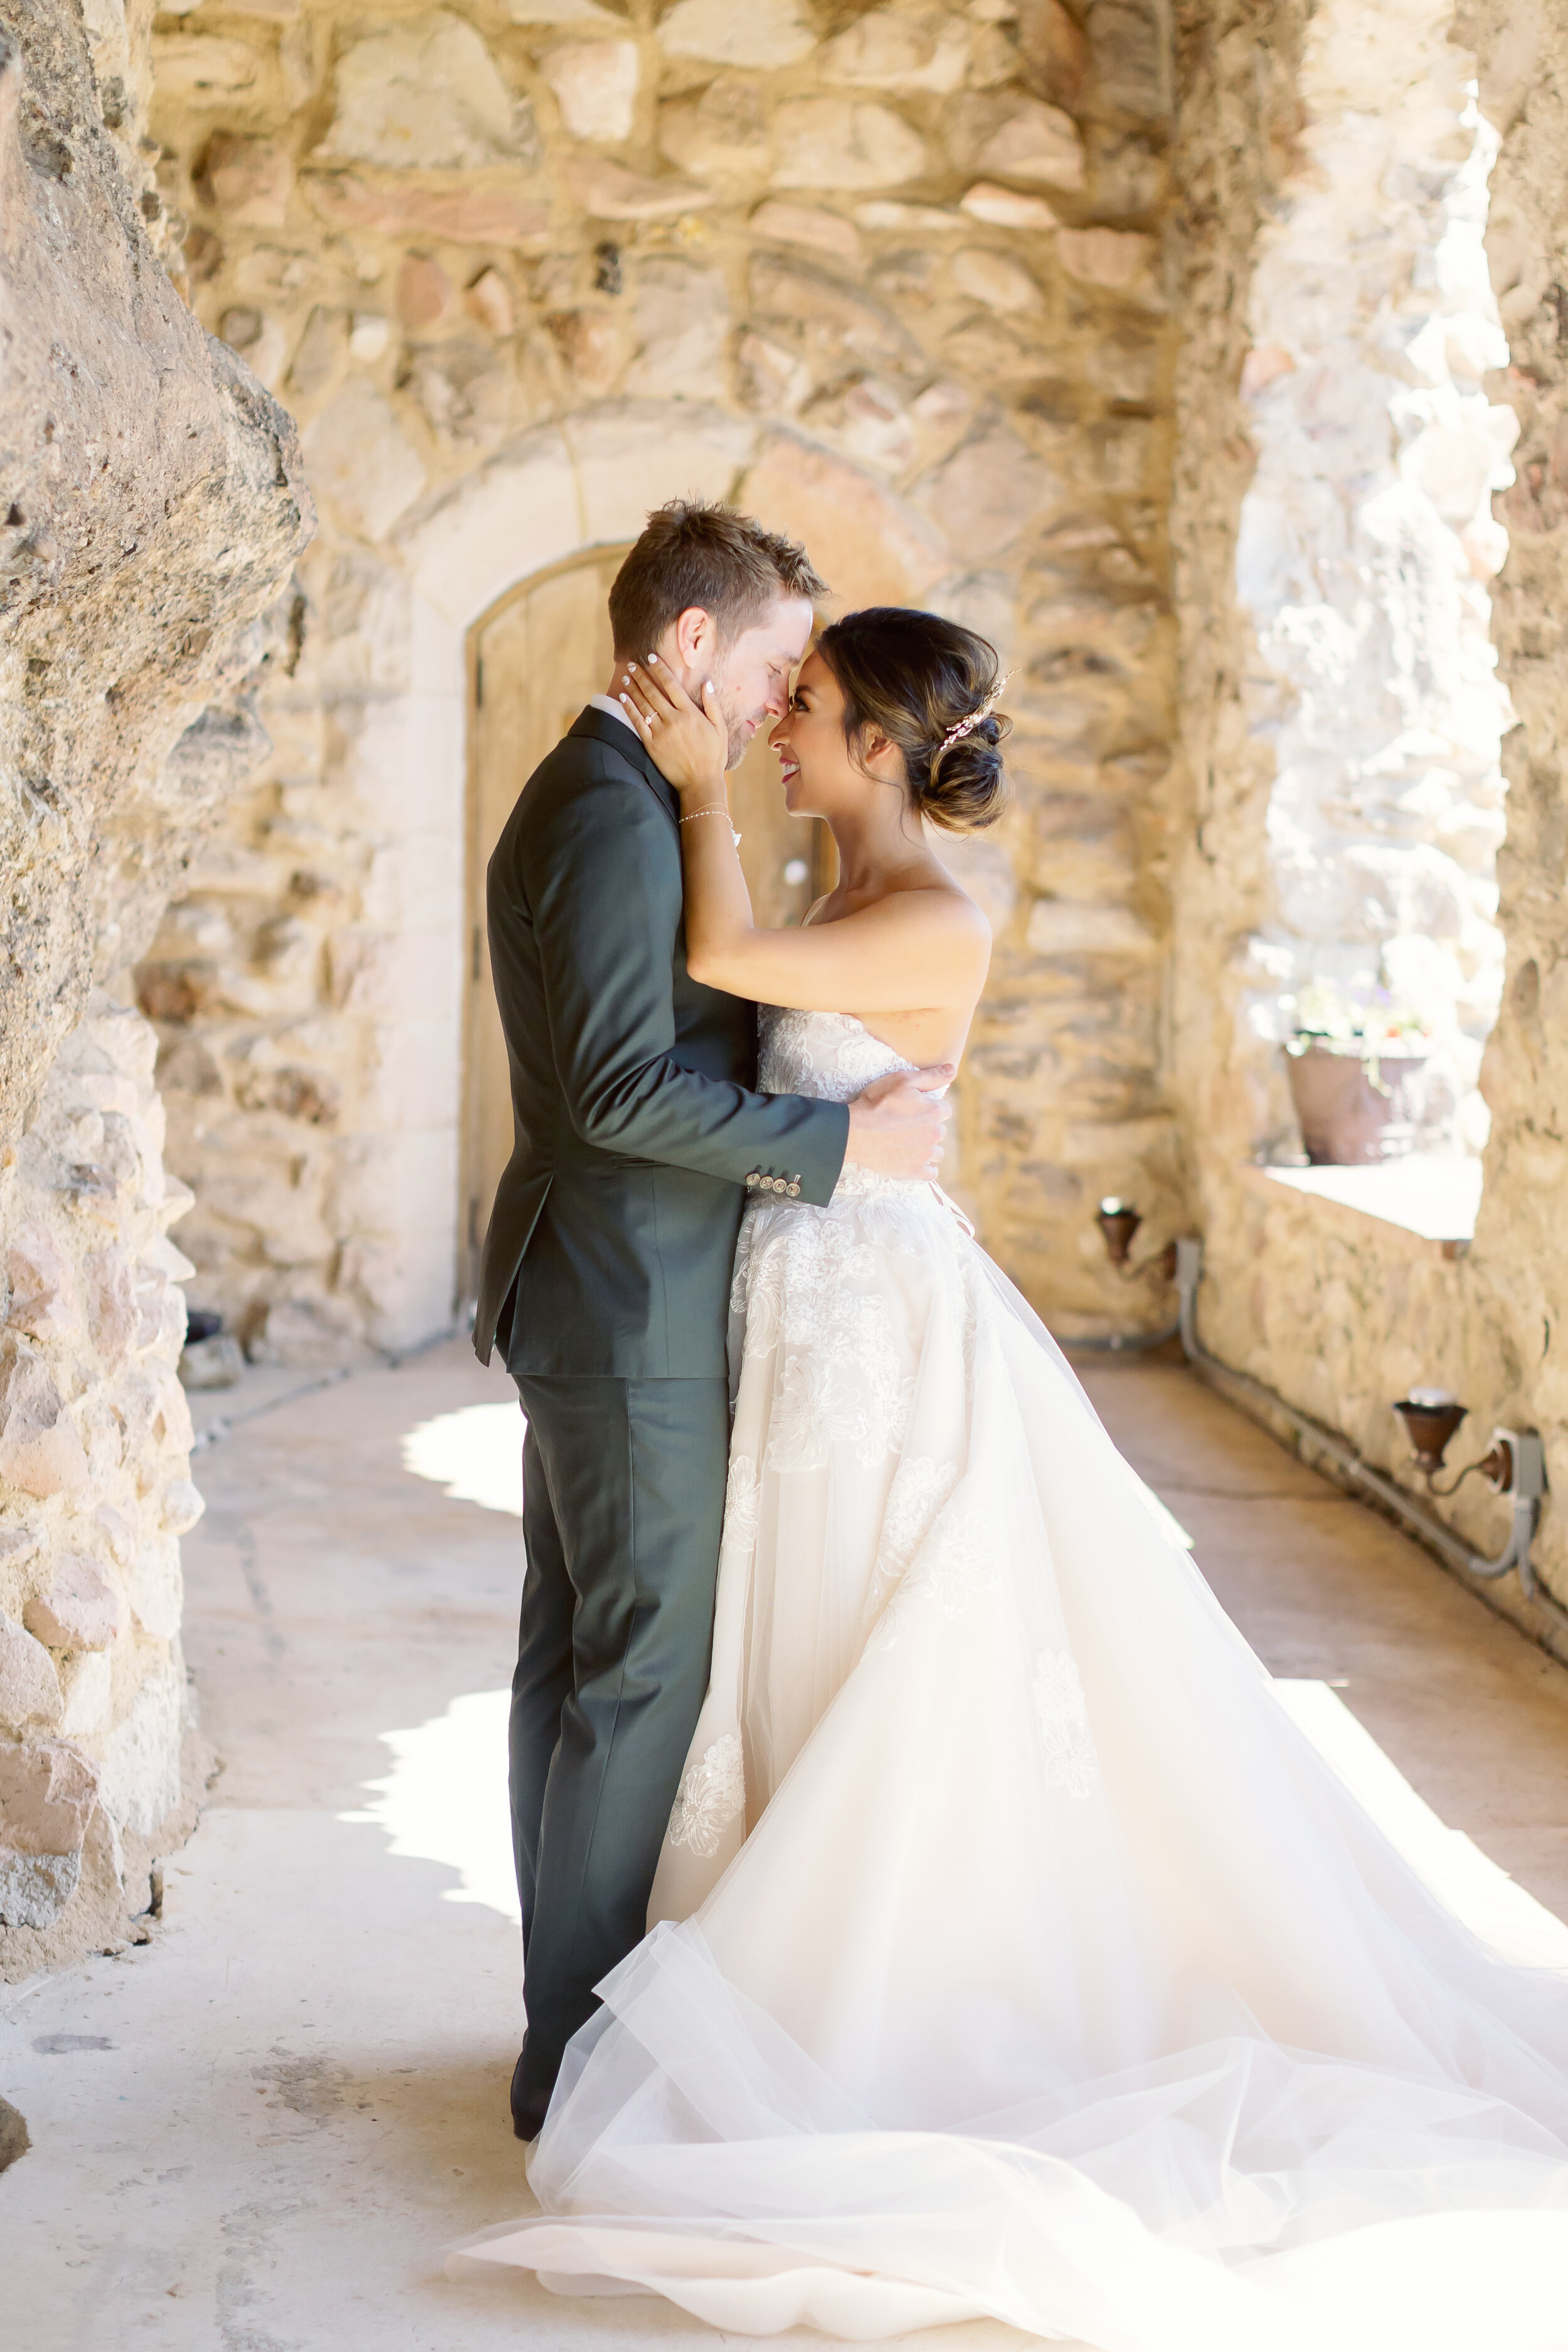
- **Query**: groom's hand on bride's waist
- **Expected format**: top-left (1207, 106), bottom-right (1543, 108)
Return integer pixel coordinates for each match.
top-left (844, 1067), bottom-right (955, 1180)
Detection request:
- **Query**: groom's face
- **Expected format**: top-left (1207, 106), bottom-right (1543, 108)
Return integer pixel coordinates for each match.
top-left (682, 596), bottom-right (815, 771)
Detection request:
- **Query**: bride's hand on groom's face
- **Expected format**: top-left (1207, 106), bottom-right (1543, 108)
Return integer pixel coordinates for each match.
top-left (844, 1067), bottom-right (955, 1181)
top-left (617, 656), bottom-right (728, 800)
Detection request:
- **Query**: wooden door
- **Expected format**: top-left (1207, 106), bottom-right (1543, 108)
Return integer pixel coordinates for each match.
top-left (461, 553), bottom-right (830, 1308)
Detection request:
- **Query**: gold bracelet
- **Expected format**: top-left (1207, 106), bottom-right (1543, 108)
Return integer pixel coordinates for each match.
top-left (679, 808), bottom-right (741, 845)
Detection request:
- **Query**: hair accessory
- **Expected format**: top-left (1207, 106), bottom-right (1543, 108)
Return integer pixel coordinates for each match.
top-left (937, 671), bottom-right (1012, 756)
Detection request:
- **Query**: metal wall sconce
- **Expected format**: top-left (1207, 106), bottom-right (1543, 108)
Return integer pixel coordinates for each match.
top-left (1083, 1200), bottom-right (1179, 1352)
top-left (1387, 1393), bottom-right (1547, 1589)
top-left (1392, 1395), bottom-right (1513, 1495)
top-left (1076, 1220), bottom-right (1561, 1641)
top-left (1094, 1199), bottom-right (1179, 1282)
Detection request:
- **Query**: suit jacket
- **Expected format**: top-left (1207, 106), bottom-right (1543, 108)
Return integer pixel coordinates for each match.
top-left (474, 706), bottom-right (850, 1377)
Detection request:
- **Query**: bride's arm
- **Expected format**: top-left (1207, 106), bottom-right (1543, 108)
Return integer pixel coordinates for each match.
top-left (619, 660), bottom-right (990, 1015)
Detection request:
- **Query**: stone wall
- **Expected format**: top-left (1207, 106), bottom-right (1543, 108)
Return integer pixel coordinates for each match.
top-left (1167, 0), bottom-right (1568, 1640)
top-left (137, 0), bottom-right (1190, 1357)
top-left (0, 0), bottom-right (310, 1976)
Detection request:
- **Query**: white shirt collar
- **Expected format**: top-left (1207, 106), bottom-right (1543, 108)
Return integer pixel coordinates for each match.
top-left (588, 692), bottom-right (638, 737)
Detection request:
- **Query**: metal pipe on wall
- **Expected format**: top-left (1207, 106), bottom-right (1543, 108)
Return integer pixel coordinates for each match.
top-left (1167, 1237), bottom-right (1568, 1657)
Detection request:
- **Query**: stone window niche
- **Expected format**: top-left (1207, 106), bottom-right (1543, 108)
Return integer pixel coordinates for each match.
top-left (1231, 0), bottom-right (1516, 1186)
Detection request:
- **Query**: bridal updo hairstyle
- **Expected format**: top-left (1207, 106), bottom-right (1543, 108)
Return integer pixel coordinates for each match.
top-left (815, 607), bottom-right (1010, 834)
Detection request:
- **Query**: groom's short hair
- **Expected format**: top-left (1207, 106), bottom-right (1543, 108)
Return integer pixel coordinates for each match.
top-left (609, 499), bottom-right (826, 657)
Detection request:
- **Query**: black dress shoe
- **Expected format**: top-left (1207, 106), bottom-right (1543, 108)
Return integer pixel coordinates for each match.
top-left (510, 2047), bottom-right (553, 2142)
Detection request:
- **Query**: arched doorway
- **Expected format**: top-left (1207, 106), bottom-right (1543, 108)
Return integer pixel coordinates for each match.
top-left (460, 550), bottom-right (832, 1306)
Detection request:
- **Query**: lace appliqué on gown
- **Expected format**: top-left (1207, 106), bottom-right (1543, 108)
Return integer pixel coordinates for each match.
top-left (667, 1734), bottom-right (746, 1856)
top-left (1033, 1649), bottom-right (1099, 1800)
top-left (867, 1490), bottom-right (995, 1653)
top-left (735, 1185), bottom-right (916, 1473)
top-left (721, 1454), bottom-right (761, 1564)
top-left (865, 1455), bottom-right (960, 1622)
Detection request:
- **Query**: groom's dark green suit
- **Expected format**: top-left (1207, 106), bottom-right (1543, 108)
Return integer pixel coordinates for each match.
top-left (474, 706), bottom-right (849, 2104)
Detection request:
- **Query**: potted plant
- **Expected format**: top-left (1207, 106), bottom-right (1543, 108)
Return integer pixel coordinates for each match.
top-left (1282, 983), bottom-right (1432, 1165)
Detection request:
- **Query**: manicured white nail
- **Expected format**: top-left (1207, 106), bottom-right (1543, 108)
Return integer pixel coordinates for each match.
top-left (647, 652), bottom-right (659, 665)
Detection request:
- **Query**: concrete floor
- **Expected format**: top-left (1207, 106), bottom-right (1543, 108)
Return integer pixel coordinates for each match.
top-left (4, 1339), bottom-right (1568, 2351)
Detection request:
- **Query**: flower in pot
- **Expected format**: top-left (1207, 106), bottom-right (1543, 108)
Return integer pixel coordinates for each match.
top-left (1282, 983), bottom-right (1433, 1165)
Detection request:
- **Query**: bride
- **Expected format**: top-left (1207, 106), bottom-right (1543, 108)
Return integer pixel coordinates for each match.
top-left (457, 611), bottom-right (1568, 2351)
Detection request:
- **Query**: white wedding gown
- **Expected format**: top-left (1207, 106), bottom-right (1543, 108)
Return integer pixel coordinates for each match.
top-left (458, 1010), bottom-right (1568, 2351)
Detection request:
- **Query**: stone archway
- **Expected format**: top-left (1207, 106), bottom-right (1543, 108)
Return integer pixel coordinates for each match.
top-left (379, 398), bottom-right (956, 1343)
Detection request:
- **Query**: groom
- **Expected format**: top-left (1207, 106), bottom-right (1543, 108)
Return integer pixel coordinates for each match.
top-left (474, 501), bottom-right (951, 2139)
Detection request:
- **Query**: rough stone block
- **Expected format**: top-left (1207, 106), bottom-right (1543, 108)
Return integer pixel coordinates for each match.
top-left (563, 157), bottom-right (713, 220)
top-left (506, 0), bottom-right (623, 18)
top-left (397, 256), bottom-right (453, 331)
top-left (660, 77), bottom-right (770, 181)
top-left (83, 1246), bottom-right (139, 1370)
top-left (319, 14), bottom-right (528, 171)
top-left (0, 1611), bottom-right (63, 1728)
top-left (655, 0), bottom-right (816, 68)
top-left (93, 1506), bottom-right (137, 1569)
top-left (0, 1848), bottom-right (82, 1931)
top-left (564, 401), bottom-right (756, 546)
top-left (285, 305), bottom-right (349, 405)
top-left (1057, 226), bottom-right (1158, 290)
top-left (913, 421), bottom-right (1057, 562)
top-left (948, 93), bottom-right (1086, 190)
top-left (150, 34), bottom-right (262, 106)
top-left (194, 131), bottom-right (292, 226)
top-left (148, 1367), bottom-right (195, 1461)
top-left (3, 1227), bottom-right (78, 1343)
top-left (546, 306), bottom-right (633, 395)
top-left (160, 1480), bottom-right (207, 1538)
top-left (56, 1649), bottom-right (112, 1739)
top-left (302, 381), bottom-right (428, 544)
top-left (1015, 0), bottom-right (1091, 109)
top-left (464, 267), bottom-right (515, 337)
top-left (625, 258), bottom-right (729, 400)
top-left (0, 1350), bottom-right (90, 1502)
top-left (411, 335), bottom-right (517, 454)
top-left (96, 1660), bottom-right (184, 1839)
top-left (951, 246), bottom-right (1042, 312)
top-left (960, 180), bottom-right (1062, 230)
top-left (0, 1737), bottom-right (98, 1854)
top-left (822, 7), bottom-right (970, 92)
top-left (133, 1266), bottom-right (169, 1352)
top-left (736, 331), bottom-right (812, 415)
top-left (748, 252), bottom-right (924, 379)
top-left (23, 1557), bottom-right (122, 1654)
top-left (1086, 0), bottom-right (1172, 124)
top-left (802, 374), bottom-right (916, 474)
top-left (126, 1540), bottom-right (184, 1642)
top-left (771, 98), bottom-right (926, 191)
top-left (739, 435), bottom-right (948, 608)
top-left (748, 200), bottom-right (863, 261)
top-left (302, 171), bottom-right (549, 247)
top-left (541, 39), bottom-right (639, 144)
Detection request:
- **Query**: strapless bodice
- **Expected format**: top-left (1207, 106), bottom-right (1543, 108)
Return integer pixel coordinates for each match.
top-left (757, 1006), bottom-right (914, 1103)
top-left (758, 1007), bottom-right (930, 1205)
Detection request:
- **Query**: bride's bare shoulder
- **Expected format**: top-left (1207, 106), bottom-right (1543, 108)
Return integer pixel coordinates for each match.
top-left (884, 874), bottom-right (993, 947)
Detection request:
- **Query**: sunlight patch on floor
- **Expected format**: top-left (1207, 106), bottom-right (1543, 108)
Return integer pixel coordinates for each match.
top-left (338, 1666), bottom-right (1568, 1964)
top-left (402, 1402), bottom-right (524, 1517)
top-left (1276, 1679), bottom-right (1568, 1968)
top-left (341, 1688), bottom-right (520, 1923)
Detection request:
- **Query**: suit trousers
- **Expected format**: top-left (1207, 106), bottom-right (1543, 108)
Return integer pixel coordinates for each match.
top-left (509, 1373), bottom-right (729, 2097)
